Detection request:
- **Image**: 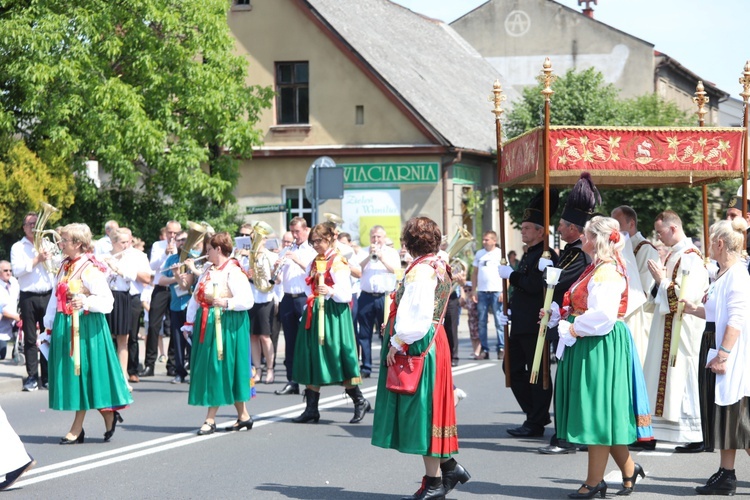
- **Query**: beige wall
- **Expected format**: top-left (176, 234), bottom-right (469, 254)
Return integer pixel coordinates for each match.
top-left (452, 0), bottom-right (654, 99)
top-left (229, 0), bottom-right (431, 147)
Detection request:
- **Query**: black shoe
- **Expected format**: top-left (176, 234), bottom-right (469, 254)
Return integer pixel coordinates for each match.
top-left (0, 458), bottom-right (36, 491)
top-left (197, 421), bottom-right (216, 436)
top-left (440, 458), bottom-right (471, 494)
top-left (628, 439), bottom-right (656, 451)
top-left (103, 411), bottom-right (123, 442)
top-left (60, 429), bottom-right (85, 445)
top-left (402, 475), bottom-right (446, 500)
top-left (138, 366), bottom-right (155, 377)
top-left (451, 359), bottom-right (459, 367)
top-left (360, 372), bottom-right (371, 379)
top-left (166, 369), bottom-right (176, 377)
top-left (40, 379), bottom-right (48, 389)
top-left (568, 480), bottom-right (607, 499)
top-left (226, 417), bottom-right (254, 432)
top-left (696, 467), bottom-right (737, 496)
top-left (507, 424), bottom-right (544, 438)
top-left (538, 444), bottom-right (576, 455)
top-left (292, 389), bottom-right (320, 423)
top-left (274, 382), bottom-right (300, 395)
top-left (675, 441), bottom-right (705, 453)
top-left (617, 463), bottom-right (645, 496)
top-left (345, 387), bottom-right (371, 424)
top-left (22, 376), bottom-right (38, 392)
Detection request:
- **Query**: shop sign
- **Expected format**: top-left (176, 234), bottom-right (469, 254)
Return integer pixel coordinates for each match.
top-left (341, 163), bottom-right (439, 184)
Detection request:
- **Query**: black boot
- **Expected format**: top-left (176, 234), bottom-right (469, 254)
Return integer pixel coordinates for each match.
top-left (292, 388), bottom-right (320, 423)
top-left (401, 475), bottom-right (446, 500)
top-left (696, 467), bottom-right (736, 496)
top-left (345, 387), bottom-right (371, 424)
top-left (440, 458), bottom-right (471, 494)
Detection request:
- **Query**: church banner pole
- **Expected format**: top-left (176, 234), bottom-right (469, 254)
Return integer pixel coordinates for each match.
top-left (693, 81), bottom-right (710, 258)
top-left (740, 62), bottom-right (750, 257)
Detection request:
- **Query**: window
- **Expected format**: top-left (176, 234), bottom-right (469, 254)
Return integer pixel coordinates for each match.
top-left (283, 186), bottom-right (313, 228)
top-left (232, 0), bottom-right (252, 10)
top-left (355, 105), bottom-right (364, 125)
top-left (276, 62), bottom-right (309, 125)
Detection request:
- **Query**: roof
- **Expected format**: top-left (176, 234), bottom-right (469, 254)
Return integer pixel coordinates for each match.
top-left (303, 0), bottom-right (519, 153)
top-left (654, 51), bottom-right (729, 98)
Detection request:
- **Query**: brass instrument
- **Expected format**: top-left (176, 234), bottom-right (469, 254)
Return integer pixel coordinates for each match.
top-left (270, 247), bottom-right (288, 283)
top-left (179, 221), bottom-right (210, 263)
top-left (33, 202), bottom-right (62, 274)
top-left (250, 221), bottom-right (275, 293)
top-left (445, 225), bottom-right (473, 277)
top-left (164, 254), bottom-right (209, 273)
top-left (324, 212), bottom-right (345, 227)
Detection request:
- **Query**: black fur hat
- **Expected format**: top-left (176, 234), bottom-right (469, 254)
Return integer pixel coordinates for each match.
top-left (560, 172), bottom-right (601, 227)
top-left (522, 188), bottom-right (560, 226)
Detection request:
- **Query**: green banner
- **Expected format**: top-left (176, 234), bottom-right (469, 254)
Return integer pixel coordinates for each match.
top-left (245, 204), bottom-right (287, 214)
top-left (341, 163), bottom-right (439, 184)
top-left (452, 164), bottom-right (481, 185)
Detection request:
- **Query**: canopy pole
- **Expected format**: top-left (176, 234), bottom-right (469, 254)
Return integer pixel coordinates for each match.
top-left (693, 81), bottom-right (710, 260)
top-left (740, 62), bottom-right (750, 257)
top-left (538, 58), bottom-right (557, 391)
top-left (492, 80), bottom-right (510, 388)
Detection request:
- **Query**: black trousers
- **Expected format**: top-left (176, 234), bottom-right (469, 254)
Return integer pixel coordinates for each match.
top-left (279, 294), bottom-right (307, 382)
top-left (356, 291), bottom-right (385, 375)
top-left (507, 333), bottom-right (552, 431)
top-left (698, 323), bottom-right (716, 450)
top-left (19, 291), bottom-right (50, 381)
top-left (145, 285), bottom-right (171, 369)
top-left (128, 293), bottom-right (143, 376)
top-left (443, 294), bottom-right (460, 361)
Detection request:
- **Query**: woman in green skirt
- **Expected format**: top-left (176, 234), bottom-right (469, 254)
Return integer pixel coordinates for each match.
top-left (183, 232), bottom-right (254, 435)
top-left (291, 223), bottom-right (370, 424)
top-left (552, 216), bottom-right (645, 498)
top-left (372, 217), bottom-right (470, 500)
top-left (43, 223), bottom-right (132, 444)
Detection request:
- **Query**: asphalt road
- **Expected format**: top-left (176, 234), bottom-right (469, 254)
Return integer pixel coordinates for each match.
top-left (0, 338), bottom-right (742, 499)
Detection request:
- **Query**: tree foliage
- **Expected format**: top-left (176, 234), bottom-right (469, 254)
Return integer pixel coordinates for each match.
top-left (0, 0), bottom-right (273, 246)
top-left (503, 67), bottom-right (720, 238)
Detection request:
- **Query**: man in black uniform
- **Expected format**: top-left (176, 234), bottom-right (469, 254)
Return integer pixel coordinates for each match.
top-left (499, 189), bottom-right (559, 438)
top-left (537, 173), bottom-right (599, 454)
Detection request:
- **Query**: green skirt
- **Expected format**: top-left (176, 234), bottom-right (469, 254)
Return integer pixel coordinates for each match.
top-left (48, 312), bottom-right (133, 411)
top-left (372, 325), bottom-right (448, 457)
top-left (188, 308), bottom-right (251, 407)
top-left (293, 300), bottom-right (361, 386)
top-left (555, 321), bottom-right (636, 445)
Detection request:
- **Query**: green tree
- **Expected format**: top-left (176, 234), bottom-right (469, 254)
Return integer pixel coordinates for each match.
top-left (503, 67), bottom-right (716, 238)
top-left (0, 0), bottom-right (273, 245)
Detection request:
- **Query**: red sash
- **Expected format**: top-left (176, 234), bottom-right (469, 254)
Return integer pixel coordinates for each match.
top-left (195, 259), bottom-right (239, 343)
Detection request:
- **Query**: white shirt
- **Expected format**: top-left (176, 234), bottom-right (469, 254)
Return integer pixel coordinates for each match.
top-left (360, 246), bottom-right (400, 294)
top-left (279, 242), bottom-right (316, 295)
top-left (0, 277), bottom-right (20, 337)
top-left (185, 263), bottom-right (254, 323)
top-left (473, 247), bottom-right (503, 292)
top-left (391, 262), bottom-right (438, 350)
top-left (43, 259), bottom-right (115, 329)
top-left (10, 237), bottom-right (53, 293)
top-left (150, 240), bottom-right (178, 285)
top-left (126, 249), bottom-right (152, 296)
top-left (94, 236), bottom-right (112, 257)
top-left (104, 248), bottom-right (149, 293)
top-left (304, 251), bottom-right (352, 303)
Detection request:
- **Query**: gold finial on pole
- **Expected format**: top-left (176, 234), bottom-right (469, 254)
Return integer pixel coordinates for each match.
top-left (740, 61), bottom-right (750, 103)
top-left (693, 81), bottom-right (709, 125)
top-left (537, 57), bottom-right (557, 101)
top-left (491, 79), bottom-right (507, 120)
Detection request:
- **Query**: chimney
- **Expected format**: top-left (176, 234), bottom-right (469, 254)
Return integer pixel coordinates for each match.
top-left (578, 0), bottom-right (597, 18)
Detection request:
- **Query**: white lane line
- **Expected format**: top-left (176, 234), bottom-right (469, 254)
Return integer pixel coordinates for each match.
top-left (15, 363), bottom-right (493, 488)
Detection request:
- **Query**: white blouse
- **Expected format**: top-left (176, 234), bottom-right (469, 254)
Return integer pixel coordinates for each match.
top-left (185, 262), bottom-right (254, 326)
top-left (710, 262), bottom-right (750, 406)
top-left (391, 262), bottom-right (438, 351)
top-left (43, 258), bottom-right (115, 330)
top-left (304, 252), bottom-right (352, 304)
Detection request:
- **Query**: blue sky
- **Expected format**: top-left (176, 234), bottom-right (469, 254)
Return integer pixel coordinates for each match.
top-left (391, 0), bottom-right (748, 99)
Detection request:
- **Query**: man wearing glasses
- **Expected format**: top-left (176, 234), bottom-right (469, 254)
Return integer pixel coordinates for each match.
top-left (141, 220), bottom-right (181, 377)
top-left (10, 213), bottom-right (54, 391)
top-left (0, 261), bottom-right (20, 361)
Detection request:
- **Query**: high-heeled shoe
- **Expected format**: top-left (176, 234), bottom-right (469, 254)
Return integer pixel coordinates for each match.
top-left (568, 480), bottom-right (607, 499)
top-left (226, 417), bottom-right (254, 432)
top-left (104, 411), bottom-right (123, 443)
top-left (617, 463), bottom-right (645, 496)
top-left (265, 369), bottom-right (275, 384)
top-left (197, 421), bottom-right (216, 435)
top-left (60, 429), bottom-right (85, 445)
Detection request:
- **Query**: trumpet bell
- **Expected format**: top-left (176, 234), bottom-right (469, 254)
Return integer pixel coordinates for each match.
top-left (446, 226), bottom-right (473, 259)
top-left (324, 212), bottom-right (345, 226)
top-left (252, 221), bottom-right (274, 237)
top-left (179, 221), bottom-right (209, 262)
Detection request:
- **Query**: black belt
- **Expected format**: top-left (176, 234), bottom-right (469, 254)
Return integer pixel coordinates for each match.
top-left (20, 290), bottom-right (51, 297)
top-left (286, 293), bottom-right (306, 299)
top-left (363, 291), bottom-right (385, 298)
top-left (153, 285), bottom-right (169, 291)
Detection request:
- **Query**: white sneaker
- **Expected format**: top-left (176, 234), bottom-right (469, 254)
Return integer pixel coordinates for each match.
top-left (170, 375), bottom-right (183, 384)
top-left (454, 388), bottom-right (467, 407)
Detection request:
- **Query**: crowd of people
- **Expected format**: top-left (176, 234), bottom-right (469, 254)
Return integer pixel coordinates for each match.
top-left (3, 175), bottom-right (750, 495)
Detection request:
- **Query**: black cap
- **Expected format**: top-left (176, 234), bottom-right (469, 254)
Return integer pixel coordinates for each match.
top-left (523, 188), bottom-right (560, 226)
top-left (560, 172), bottom-right (601, 227)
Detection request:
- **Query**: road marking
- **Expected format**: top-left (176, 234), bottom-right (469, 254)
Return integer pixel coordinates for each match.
top-left (14, 363), bottom-right (493, 488)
